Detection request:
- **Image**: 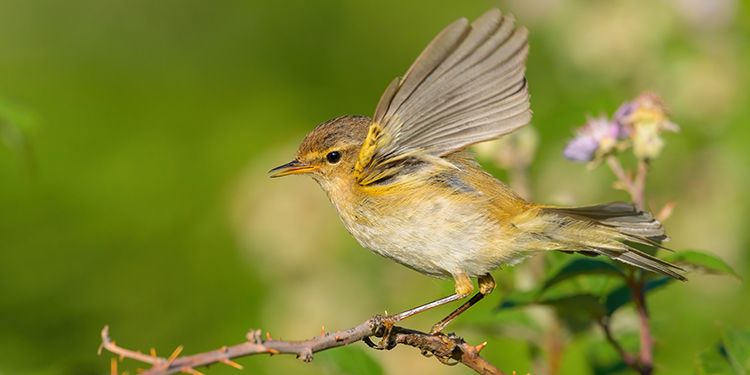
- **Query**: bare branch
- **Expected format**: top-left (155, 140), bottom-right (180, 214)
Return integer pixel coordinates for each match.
top-left (99, 315), bottom-right (504, 375)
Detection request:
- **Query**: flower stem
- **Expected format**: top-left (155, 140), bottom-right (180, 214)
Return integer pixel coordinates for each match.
top-left (605, 156), bottom-right (655, 374)
top-left (631, 276), bottom-right (653, 375)
top-left (633, 160), bottom-right (649, 211)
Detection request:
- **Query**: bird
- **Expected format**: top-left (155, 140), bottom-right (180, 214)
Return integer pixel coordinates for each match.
top-left (269, 8), bottom-right (685, 335)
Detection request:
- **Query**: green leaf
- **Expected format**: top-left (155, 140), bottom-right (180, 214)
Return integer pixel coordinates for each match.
top-left (665, 250), bottom-right (740, 279)
top-left (498, 289), bottom-right (538, 310)
top-left (545, 294), bottom-right (606, 332)
top-left (587, 332), bottom-right (638, 375)
top-left (544, 294), bottom-right (606, 320)
top-left (696, 344), bottom-right (734, 375)
top-left (696, 328), bottom-right (750, 375)
top-left (542, 258), bottom-right (626, 291)
top-left (500, 290), bottom-right (606, 332)
top-left (604, 276), bottom-right (674, 315)
top-left (723, 328), bottom-right (750, 373)
top-left (499, 289), bottom-right (604, 316)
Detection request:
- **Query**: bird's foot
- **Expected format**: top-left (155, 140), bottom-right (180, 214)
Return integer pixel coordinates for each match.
top-left (364, 314), bottom-right (398, 350)
top-left (429, 321), bottom-right (448, 335)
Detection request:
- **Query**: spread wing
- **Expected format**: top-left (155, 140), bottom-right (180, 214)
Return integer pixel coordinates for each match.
top-left (354, 9), bottom-right (531, 185)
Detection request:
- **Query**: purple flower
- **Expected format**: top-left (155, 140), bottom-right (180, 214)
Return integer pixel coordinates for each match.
top-left (563, 116), bottom-right (622, 162)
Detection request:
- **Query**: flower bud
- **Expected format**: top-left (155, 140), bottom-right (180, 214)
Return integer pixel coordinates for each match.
top-left (616, 92), bottom-right (679, 160)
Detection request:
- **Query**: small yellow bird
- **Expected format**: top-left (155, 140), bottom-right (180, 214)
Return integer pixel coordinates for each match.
top-left (270, 9), bottom-right (684, 333)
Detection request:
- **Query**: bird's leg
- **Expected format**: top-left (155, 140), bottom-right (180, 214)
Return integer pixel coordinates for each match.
top-left (391, 272), bottom-right (474, 321)
top-left (371, 274), bottom-right (473, 349)
top-left (430, 273), bottom-right (495, 334)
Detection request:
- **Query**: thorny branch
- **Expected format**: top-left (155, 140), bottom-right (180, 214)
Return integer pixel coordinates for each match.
top-left (99, 315), bottom-right (504, 375)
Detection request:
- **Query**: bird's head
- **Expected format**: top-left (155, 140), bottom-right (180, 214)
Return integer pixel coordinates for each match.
top-left (269, 115), bottom-right (371, 186)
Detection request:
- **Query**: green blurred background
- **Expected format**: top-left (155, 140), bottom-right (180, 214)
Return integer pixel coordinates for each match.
top-left (1, 0), bottom-right (748, 374)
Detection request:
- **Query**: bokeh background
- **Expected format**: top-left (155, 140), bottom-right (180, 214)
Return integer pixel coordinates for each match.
top-left (1, 0), bottom-right (748, 374)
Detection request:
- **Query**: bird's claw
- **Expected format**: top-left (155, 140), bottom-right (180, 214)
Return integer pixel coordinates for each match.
top-left (429, 323), bottom-right (446, 335)
top-left (366, 315), bottom-right (398, 350)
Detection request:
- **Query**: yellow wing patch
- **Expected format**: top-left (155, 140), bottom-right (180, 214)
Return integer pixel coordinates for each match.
top-left (354, 122), bottom-right (386, 183)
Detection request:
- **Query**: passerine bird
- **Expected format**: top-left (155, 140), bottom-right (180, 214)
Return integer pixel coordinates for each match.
top-left (270, 9), bottom-right (684, 334)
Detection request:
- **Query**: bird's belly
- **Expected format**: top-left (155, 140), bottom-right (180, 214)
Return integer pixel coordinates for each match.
top-left (339, 195), bottom-right (501, 278)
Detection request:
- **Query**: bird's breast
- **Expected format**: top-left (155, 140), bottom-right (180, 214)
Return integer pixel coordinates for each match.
top-left (325, 177), bottom-right (512, 278)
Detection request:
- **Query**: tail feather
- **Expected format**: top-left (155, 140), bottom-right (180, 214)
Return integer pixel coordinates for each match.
top-left (548, 202), bottom-right (668, 243)
top-left (539, 202), bottom-right (686, 280)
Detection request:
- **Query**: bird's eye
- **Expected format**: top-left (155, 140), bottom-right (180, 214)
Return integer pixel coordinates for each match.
top-left (326, 151), bottom-right (341, 164)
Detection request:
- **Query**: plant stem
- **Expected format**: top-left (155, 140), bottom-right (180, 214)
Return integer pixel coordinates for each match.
top-left (632, 160), bottom-right (649, 211)
top-left (631, 276), bottom-right (653, 375)
top-left (598, 318), bottom-right (638, 368)
top-left (605, 156), bottom-right (655, 374)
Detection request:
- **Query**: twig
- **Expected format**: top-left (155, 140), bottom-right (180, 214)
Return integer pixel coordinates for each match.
top-left (606, 156), bottom-right (649, 211)
top-left (605, 156), bottom-right (635, 196)
top-left (99, 315), bottom-right (504, 375)
top-left (597, 318), bottom-right (638, 369)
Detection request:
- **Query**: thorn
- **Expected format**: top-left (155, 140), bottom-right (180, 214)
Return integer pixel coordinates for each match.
top-left (334, 335), bottom-right (342, 342)
top-left (220, 345), bottom-right (229, 352)
top-left (384, 310), bottom-right (388, 316)
top-left (98, 343), bottom-right (104, 356)
top-left (320, 325), bottom-right (326, 336)
top-left (267, 348), bottom-right (280, 355)
top-left (475, 341), bottom-right (487, 353)
top-left (656, 201), bottom-right (676, 222)
top-left (167, 345), bottom-right (184, 364)
top-left (221, 358), bottom-right (244, 370)
top-left (150, 348), bottom-right (157, 358)
top-left (265, 331), bottom-right (272, 341)
top-left (119, 354), bottom-right (125, 362)
top-left (111, 358), bottom-right (118, 375)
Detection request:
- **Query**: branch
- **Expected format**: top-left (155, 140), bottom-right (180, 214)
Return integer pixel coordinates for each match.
top-left (99, 315), bottom-right (504, 375)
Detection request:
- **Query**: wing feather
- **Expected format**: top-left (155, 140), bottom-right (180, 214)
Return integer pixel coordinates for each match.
top-left (356, 9), bottom-right (531, 185)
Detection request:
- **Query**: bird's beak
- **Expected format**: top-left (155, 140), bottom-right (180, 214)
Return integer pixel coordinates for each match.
top-left (268, 159), bottom-right (317, 178)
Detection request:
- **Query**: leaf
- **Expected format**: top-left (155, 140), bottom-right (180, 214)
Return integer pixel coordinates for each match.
top-left (696, 328), bottom-right (750, 375)
top-left (723, 328), bottom-right (750, 373)
top-left (545, 294), bottom-right (606, 332)
top-left (545, 294), bottom-right (606, 320)
top-left (604, 276), bottom-right (674, 315)
top-left (542, 258), bottom-right (626, 291)
top-left (665, 250), bottom-right (740, 279)
top-left (587, 332), bottom-right (638, 375)
top-left (499, 289), bottom-right (604, 316)
top-left (498, 289), bottom-right (538, 310)
top-left (696, 344), bottom-right (733, 375)
top-left (499, 290), bottom-right (606, 332)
